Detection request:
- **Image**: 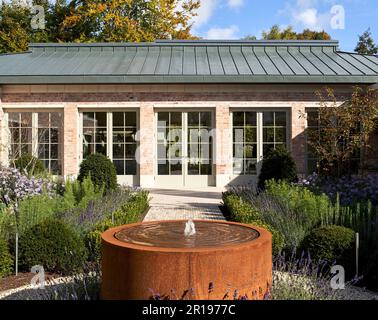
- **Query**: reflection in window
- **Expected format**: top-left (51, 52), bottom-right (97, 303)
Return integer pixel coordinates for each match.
top-left (157, 112), bottom-right (183, 175)
top-left (112, 112), bottom-right (137, 175)
top-left (8, 111), bottom-right (63, 174)
top-left (187, 112), bottom-right (212, 176)
top-left (233, 112), bottom-right (257, 175)
top-left (82, 112), bottom-right (107, 158)
top-left (262, 111), bottom-right (287, 156)
top-left (38, 112), bottom-right (63, 174)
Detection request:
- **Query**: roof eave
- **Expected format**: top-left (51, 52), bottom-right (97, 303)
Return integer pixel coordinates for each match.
top-left (0, 75), bottom-right (377, 85)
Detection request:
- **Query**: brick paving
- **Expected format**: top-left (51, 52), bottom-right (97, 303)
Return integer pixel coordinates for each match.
top-left (143, 188), bottom-right (226, 221)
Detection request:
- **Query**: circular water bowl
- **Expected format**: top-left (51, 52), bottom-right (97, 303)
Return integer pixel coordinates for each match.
top-left (101, 220), bottom-right (272, 300)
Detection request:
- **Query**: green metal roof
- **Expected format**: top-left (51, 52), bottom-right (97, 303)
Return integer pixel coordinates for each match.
top-left (0, 40), bottom-right (377, 84)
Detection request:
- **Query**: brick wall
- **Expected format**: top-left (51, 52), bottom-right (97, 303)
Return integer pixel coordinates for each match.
top-left (63, 104), bottom-right (79, 177)
top-left (0, 84), bottom-right (359, 185)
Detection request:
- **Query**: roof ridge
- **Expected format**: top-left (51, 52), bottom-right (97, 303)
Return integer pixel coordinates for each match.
top-left (28, 40), bottom-right (340, 49)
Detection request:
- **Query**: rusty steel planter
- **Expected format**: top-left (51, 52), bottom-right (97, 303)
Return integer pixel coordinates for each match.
top-left (101, 220), bottom-right (272, 300)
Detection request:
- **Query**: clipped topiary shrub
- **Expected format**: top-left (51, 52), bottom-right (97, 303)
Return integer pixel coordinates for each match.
top-left (78, 154), bottom-right (117, 191)
top-left (300, 225), bottom-right (355, 272)
top-left (0, 238), bottom-right (13, 278)
top-left (15, 154), bottom-right (45, 176)
top-left (222, 192), bottom-right (284, 256)
top-left (258, 146), bottom-right (297, 190)
top-left (19, 219), bottom-right (87, 274)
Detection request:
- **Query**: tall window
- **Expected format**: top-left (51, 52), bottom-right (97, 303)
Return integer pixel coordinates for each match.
top-left (112, 112), bottom-right (137, 175)
top-left (188, 112), bottom-right (212, 175)
top-left (157, 112), bottom-right (183, 175)
top-left (9, 112), bottom-right (33, 160)
top-left (306, 109), bottom-right (319, 174)
top-left (232, 111), bottom-right (287, 175)
top-left (38, 112), bottom-right (64, 174)
top-left (233, 112), bottom-right (257, 175)
top-left (262, 111), bottom-right (287, 155)
top-left (82, 111), bottom-right (138, 175)
top-left (7, 111), bottom-right (63, 174)
top-left (82, 112), bottom-right (107, 157)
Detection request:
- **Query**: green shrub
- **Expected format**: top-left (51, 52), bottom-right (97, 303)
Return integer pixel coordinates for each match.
top-left (300, 225), bottom-right (355, 272)
top-left (265, 180), bottom-right (330, 228)
top-left (15, 154), bottom-right (45, 176)
top-left (222, 192), bottom-right (260, 222)
top-left (113, 191), bottom-right (150, 225)
top-left (258, 146), bottom-right (297, 190)
top-left (222, 193), bottom-right (284, 255)
top-left (84, 190), bottom-right (149, 262)
top-left (0, 238), bottom-right (13, 278)
top-left (0, 208), bottom-right (17, 242)
top-left (19, 219), bottom-right (87, 274)
top-left (78, 154), bottom-right (117, 191)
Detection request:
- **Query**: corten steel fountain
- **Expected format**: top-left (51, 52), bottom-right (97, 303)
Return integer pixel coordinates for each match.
top-left (101, 220), bottom-right (272, 300)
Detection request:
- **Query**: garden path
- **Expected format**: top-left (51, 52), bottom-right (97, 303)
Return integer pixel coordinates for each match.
top-left (143, 188), bottom-right (225, 221)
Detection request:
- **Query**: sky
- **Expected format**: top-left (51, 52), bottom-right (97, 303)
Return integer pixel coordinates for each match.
top-left (190, 0), bottom-right (378, 52)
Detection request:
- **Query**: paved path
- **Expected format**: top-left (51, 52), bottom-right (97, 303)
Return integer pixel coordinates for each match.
top-left (143, 188), bottom-right (225, 221)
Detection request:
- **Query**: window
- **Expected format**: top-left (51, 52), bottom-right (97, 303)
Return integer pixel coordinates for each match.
top-left (38, 112), bottom-right (64, 174)
top-left (82, 111), bottom-right (138, 176)
top-left (306, 109), bottom-right (320, 174)
top-left (9, 112), bottom-right (33, 160)
top-left (157, 112), bottom-right (183, 175)
top-left (187, 112), bottom-right (212, 175)
top-left (7, 111), bottom-right (63, 174)
top-left (233, 111), bottom-right (257, 175)
top-left (232, 111), bottom-right (287, 175)
top-left (112, 112), bottom-right (137, 175)
top-left (262, 111), bottom-right (287, 156)
top-left (83, 112), bottom-right (107, 157)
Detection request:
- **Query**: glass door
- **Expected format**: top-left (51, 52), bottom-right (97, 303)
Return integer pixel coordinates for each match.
top-left (155, 111), bottom-right (214, 187)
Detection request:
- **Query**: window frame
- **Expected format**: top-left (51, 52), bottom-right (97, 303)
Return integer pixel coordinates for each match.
top-left (231, 109), bottom-right (289, 176)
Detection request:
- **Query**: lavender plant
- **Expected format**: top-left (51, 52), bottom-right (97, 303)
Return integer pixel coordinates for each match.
top-left (0, 167), bottom-right (56, 208)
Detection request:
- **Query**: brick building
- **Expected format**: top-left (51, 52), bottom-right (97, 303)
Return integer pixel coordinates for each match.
top-left (0, 40), bottom-right (377, 187)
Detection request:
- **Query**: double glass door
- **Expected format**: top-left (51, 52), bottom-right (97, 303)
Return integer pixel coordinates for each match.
top-left (156, 111), bottom-right (215, 187)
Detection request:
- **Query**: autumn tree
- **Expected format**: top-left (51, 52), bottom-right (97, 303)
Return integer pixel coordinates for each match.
top-left (62, 0), bottom-right (200, 42)
top-left (305, 87), bottom-right (378, 177)
top-left (355, 28), bottom-right (378, 55)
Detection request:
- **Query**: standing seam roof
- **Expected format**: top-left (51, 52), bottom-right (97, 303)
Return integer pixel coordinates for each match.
top-left (0, 40), bottom-right (377, 84)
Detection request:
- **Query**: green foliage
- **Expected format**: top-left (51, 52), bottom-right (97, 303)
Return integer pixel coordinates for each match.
top-left (17, 194), bottom-right (59, 235)
top-left (0, 208), bottom-right (17, 242)
top-left (355, 28), bottom-right (378, 55)
top-left (78, 154), bottom-right (117, 191)
top-left (62, 0), bottom-right (200, 42)
top-left (258, 146), bottom-right (297, 190)
top-left (19, 219), bottom-right (88, 274)
top-left (0, 0), bottom-right (200, 54)
top-left (300, 225), bottom-right (355, 270)
top-left (265, 180), bottom-right (330, 227)
top-left (222, 192), bottom-right (284, 256)
top-left (0, 238), bottom-right (13, 278)
top-left (64, 176), bottom-right (103, 209)
top-left (84, 190), bottom-right (149, 262)
top-left (258, 25), bottom-right (331, 40)
top-left (14, 154), bottom-right (45, 176)
top-left (307, 87), bottom-right (378, 177)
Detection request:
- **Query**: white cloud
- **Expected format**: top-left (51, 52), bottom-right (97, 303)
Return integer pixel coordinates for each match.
top-left (191, 0), bottom-right (218, 29)
top-left (205, 25), bottom-right (239, 39)
top-left (281, 0), bottom-right (336, 31)
top-left (227, 0), bottom-right (244, 9)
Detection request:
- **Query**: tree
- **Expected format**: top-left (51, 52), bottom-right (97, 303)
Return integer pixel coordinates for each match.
top-left (0, 0), bottom-right (200, 53)
top-left (355, 28), bottom-right (378, 55)
top-left (61, 0), bottom-right (200, 42)
top-left (304, 87), bottom-right (378, 177)
top-left (243, 25), bottom-right (331, 41)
